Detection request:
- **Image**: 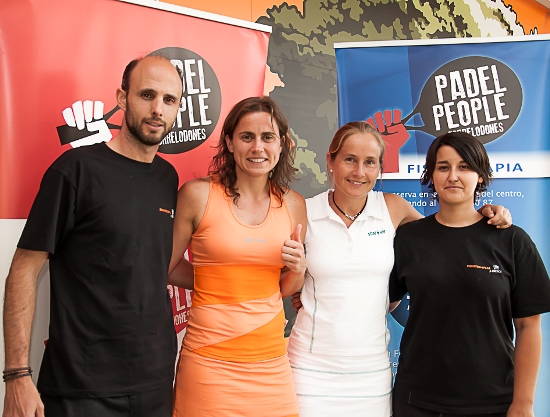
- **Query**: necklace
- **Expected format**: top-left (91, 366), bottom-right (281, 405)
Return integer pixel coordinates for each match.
top-left (332, 192), bottom-right (368, 221)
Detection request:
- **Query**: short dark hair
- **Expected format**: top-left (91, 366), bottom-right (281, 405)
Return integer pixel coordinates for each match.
top-left (209, 96), bottom-right (297, 205)
top-left (120, 55), bottom-right (183, 94)
top-left (421, 131), bottom-right (492, 194)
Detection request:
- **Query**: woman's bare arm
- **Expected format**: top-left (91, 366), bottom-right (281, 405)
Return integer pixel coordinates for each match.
top-left (506, 315), bottom-right (542, 417)
top-left (280, 190), bottom-right (307, 298)
top-left (384, 193), bottom-right (423, 230)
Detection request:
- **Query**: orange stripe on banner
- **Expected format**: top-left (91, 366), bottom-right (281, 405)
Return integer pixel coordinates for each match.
top-left (192, 265), bottom-right (282, 306)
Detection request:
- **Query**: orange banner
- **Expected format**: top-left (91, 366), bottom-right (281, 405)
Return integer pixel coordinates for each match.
top-left (0, 0), bottom-right (270, 219)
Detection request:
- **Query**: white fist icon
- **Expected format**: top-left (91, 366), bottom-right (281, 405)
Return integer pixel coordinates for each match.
top-left (62, 100), bottom-right (113, 148)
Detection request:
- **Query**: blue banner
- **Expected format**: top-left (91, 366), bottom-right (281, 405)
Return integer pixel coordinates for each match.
top-left (335, 35), bottom-right (550, 415)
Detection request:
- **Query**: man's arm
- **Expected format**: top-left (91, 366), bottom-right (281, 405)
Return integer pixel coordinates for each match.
top-left (3, 248), bottom-right (48, 417)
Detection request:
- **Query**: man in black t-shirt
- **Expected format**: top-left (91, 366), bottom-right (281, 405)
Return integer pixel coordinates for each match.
top-left (3, 56), bottom-right (183, 417)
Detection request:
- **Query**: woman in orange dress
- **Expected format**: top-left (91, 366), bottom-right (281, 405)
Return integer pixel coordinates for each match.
top-left (169, 97), bottom-right (307, 417)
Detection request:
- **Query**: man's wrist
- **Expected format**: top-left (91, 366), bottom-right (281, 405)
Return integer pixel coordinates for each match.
top-left (3, 367), bottom-right (33, 382)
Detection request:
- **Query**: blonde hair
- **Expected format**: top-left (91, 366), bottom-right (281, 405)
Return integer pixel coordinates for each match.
top-left (328, 122), bottom-right (385, 172)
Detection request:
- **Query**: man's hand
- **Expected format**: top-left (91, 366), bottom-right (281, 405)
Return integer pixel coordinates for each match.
top-left (3, 377), bottom-right (44, 417)
top-left (367, 110), bottom-right (410, 173)
top-left (58, 100), bottom-right (112, 148)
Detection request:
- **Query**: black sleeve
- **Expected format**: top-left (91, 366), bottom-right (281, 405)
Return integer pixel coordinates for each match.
top-left (18, 166), bottom-right (76, 255)
top-left (510, 227), bottom-right (550, 318)
top-left (389, 228), bottom-right (409, 303)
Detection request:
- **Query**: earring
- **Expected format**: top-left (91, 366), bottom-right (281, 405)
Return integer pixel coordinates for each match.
top-left (475, 190), bottom-right (481, 206)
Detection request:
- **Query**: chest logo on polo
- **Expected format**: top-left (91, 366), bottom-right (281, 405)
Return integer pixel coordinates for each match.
top-left (244, 237), bottom-right (267, 243)
top-left (467, 264), bottom-right (502, 273)
top-left (367, 229), bottom-right (386, 236)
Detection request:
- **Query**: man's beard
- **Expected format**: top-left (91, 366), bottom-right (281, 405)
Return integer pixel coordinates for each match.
top-left (125, 104), bottom-right (169, 147)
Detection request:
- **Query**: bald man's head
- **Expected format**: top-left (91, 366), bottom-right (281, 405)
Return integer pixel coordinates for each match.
top-left (121, 55), bottom-right (183, 97)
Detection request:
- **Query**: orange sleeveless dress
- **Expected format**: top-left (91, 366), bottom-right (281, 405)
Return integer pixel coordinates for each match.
top-left (172, 180), bottom-right (299, 417)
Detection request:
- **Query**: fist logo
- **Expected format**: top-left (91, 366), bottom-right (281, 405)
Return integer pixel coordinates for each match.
top-left (57, 100), bottom-right (117, 148)
top-left (367, 110), bottom-right (410, 173)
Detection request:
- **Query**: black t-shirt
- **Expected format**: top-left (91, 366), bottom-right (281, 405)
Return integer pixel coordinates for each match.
top-left (18, 143), bottom-right (178, 398)
top-left (389, 215), bottom-right (550, 414)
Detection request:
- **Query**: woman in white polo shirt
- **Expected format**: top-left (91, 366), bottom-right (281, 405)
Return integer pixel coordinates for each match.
top-left (286, 121), bottom-right (511, 417)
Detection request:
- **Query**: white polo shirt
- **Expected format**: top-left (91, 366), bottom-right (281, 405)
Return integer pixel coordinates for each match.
top-left (288, 190), bottom-right (396, 356)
